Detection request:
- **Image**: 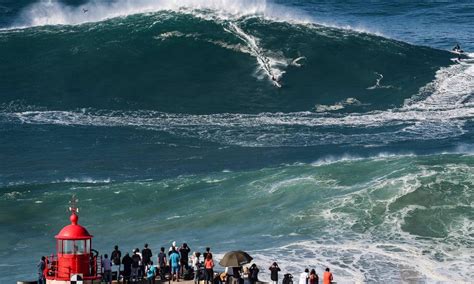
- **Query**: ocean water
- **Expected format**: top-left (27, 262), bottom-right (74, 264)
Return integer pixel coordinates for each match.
top-left (0, 0), bottom-right (473, 283)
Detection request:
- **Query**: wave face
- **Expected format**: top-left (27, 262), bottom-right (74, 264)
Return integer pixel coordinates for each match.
top-left (0, 9), bottom-right (452, 113)
top-left (0, 1), bottom-right (474, 283)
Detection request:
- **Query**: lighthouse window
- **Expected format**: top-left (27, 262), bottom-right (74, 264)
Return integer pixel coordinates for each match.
top-left (75, 240), bottom-right (85, 254)
top-left (62, 240), bottom-right (74, 254)
top-left (85, 239), bottom-right (90, 253)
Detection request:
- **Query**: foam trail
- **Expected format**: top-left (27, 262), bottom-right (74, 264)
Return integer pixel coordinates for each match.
top-left (226, 22), bottom-right (286, 86)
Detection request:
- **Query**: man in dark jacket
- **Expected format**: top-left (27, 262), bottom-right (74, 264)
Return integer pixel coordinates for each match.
top-left (249, 264), bottom-right (259, 284)
top-left (157, 247), bottom-right (167, 279)
top-left (111, 245), bottom-right (122, 281)
top-left (131, 249), bottom-right (142, 282)
top-left (122, 253), bottom-right (133, 284)
top-left (269, 262), bottom-right (281, 284)
top-left (142, 243), bottom-right (153, 265)
top-left (179, 243), bottom-right (191, 275)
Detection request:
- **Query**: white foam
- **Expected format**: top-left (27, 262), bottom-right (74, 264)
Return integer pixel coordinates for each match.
top-left (315, 98), bottom-right (362, 112)
top-left (63, 177), bottom-right (111, 184)
top-left (243, 159), bottom-right (474, 283)
top-left (11, 0), bottom-right (310, 29)
top-left (3, 0), bottom-right (392, 41)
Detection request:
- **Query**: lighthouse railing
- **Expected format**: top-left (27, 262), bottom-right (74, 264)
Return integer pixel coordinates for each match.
top-left (45, 253), bottom-right (100, 280)
top-left (45, 254), bottom-right (58, 278)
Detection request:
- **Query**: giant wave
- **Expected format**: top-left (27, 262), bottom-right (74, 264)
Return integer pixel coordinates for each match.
top-left (0, 9), bottom-right (455, 114)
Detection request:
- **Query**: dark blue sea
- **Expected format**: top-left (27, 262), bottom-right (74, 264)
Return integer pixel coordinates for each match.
top-left (0, 0), bottom-right (473, 282)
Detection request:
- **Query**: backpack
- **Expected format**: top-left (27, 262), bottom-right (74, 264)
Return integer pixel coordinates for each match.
top-left (183, 267), bottom-right (194, 280)
top-left (112, 251), bottom-right (121, 265)
top-left (283, 273), bottom-right (293, 284)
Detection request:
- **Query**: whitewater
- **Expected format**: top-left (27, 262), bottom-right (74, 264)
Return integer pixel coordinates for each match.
top-left (0, 0), bottom-right (473, 283)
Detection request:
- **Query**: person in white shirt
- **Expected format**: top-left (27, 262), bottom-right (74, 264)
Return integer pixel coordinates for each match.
top-left (192, 251), bottom-right (202, 284)
top-left (298, 268), bottom-right (309, 284)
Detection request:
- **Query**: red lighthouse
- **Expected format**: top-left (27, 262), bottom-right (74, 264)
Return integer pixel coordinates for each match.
top-left (45, 196), bottom-right (100, 283)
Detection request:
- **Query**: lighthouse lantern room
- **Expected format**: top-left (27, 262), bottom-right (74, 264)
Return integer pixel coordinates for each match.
top-left (45, 195), bottom-right (100, 283)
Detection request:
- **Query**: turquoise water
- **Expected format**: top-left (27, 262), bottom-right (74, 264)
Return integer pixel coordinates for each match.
top-left (0, 0), bottom-right (473, 282)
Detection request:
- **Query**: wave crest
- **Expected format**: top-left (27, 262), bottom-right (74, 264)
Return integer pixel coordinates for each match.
top-left (13, 0), bottom-right (308, 28)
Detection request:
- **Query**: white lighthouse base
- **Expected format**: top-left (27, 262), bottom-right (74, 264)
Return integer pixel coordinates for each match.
top-left (47, 280), bottom-right (99, 284)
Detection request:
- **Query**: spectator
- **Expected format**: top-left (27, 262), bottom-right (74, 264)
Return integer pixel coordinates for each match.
top-left (249, 264), bottom-right (259, 284)
top-left (192, 252), bottom-right (202, 284)
top-left (111, 245), bottom-right (122, 281)
top-left (143, 243), bottom-right (153, 266)
top-left (269, 262), bottom-right (281, 284)
top-left (122, 252), bottom-right (133, 284)
top-left (299, 269), bottom-right (309, 284)
top-left (179, 243), bottom-right (191, 275)
top-left (322, 268), bottom-right (333, 284)
top-left (309, 269), bottom-right (318, 284)
top-left (170, 247), bottom-right (181, 281)
top-left (157, 247), bottom-right (167, 280)
top-left (204, 253), bottom-right (214, 284)
top-left (37, 256), bottom-right (46, 284)
top-left (232, 267), bottom-right (241, 279)
top-left (102, 254), bottom-right (113, 284)
top-left (136, 248), bottom-right (144, 279)
top-left (131, 249), bottom-right (142, 282)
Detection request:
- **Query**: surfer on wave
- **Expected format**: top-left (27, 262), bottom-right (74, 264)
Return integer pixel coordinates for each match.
top-left (452, 44), bottom-right (463, 53)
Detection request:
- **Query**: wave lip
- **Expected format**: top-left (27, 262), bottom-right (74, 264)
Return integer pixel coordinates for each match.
top-left (11, 0), bottom-right (309, 29)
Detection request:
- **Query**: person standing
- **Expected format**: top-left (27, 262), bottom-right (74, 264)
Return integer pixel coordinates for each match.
top-left (131, 249), bottom-right (142, 282)
top-left (309, 269), bottom-right (318, 284)
top-left (192, 252), bottom-right (201, 284)
top-left (111, 245), bottom-right (122, 282)
top-left (269, 262), bottom-right (281, 284)
top-left (322, 268), bottom-right (333, 284)
top-left (37, 256), bottom-right (46, 284)
top-left (157, 247), bottom-right (167, 280)
top-left (249, 264), bottom-right (259, 284)
top-left (170, 247), bottom-right (181, 281)
top-left (204, 253), bottom-right (214, 284)
top-left (142, 244), bottom-right (153, 265)
top-left (299, 269), bottom-right (309, 284)
top-left (142, 244), bottom-right (153, 278)
top-left (122, 252), bottom-right (133, 284)
top-left (102, 254), bottom-right (113, 284)
top-left (179, 243), bottom-right (191, 275)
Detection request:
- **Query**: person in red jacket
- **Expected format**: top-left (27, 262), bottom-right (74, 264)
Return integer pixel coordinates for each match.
top-left (322, 268), bottom-right (333, 284)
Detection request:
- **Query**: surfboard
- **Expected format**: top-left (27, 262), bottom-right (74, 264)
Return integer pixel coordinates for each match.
top-left (451, 49), bottom-right (464, 55)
